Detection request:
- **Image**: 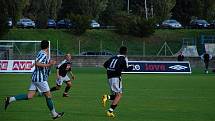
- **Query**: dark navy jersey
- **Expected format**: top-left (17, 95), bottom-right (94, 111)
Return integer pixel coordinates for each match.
top-left (103, 55), bottom-right (128, 79)
top-left (56, 60), bottom-right (72, 77)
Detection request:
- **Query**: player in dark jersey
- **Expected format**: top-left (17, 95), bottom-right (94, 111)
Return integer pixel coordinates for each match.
top-left (201, 52), bottom-right (212, 74)
top-left (102, 46), bottom-right (132, 117)
top-left (50, 54), bottom-right (75, 97)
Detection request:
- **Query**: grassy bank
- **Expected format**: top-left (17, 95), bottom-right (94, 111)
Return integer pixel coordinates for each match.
top-left (1, 29), bottom-right (215, 55)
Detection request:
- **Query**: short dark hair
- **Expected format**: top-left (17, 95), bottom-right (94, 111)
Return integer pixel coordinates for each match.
top-left (119, 46), bottom-right (127, 55)
top-left (41, 40), bottom-right (49, 49)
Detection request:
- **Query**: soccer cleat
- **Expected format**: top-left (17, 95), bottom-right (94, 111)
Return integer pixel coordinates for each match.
top-left (63, 93), bottom-right (69, 97)
top-left (102, 95), bottom-right (108, 107)
top-left (106, 111), bottom-right (115, 118)
top-left (4, 97), bottom-right (10, 111)
top-left (52, 112), bottom-right (64, 120)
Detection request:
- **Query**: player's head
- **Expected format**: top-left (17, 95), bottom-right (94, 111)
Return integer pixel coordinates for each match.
top-left (65, 53), bottom-right (72, 61)
top-left (41, 40), bottom-right (49, 49)
top-left (119, 46), bottom-right (127, 55)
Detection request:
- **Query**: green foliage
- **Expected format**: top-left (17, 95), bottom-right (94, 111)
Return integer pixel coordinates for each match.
top-left (0, 0), bottom-right (9, 37)
top-left (68, 14), bottom-right (91, 36)
top-left (59, 0), bottom-right (108, 19)
top-left (99, 0), bottom-right (124, 25)
top-left (114, 14), bottom-right (155, 37)
top-left (153, 0), bottom-right (176, 22)
top-left (113, 13), bottom-right (131, 35)
top-left (129, 16), bottom-right (155, 37)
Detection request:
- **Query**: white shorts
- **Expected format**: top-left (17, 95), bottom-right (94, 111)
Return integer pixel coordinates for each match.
top-left (108, 77), bottom-right (122, 94)
top-left (29, 81), bottom-right (50, 93)
top-left (56, 75), bottom-right (71, 86)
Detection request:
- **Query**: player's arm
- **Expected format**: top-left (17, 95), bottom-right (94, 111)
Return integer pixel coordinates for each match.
top-left (36, 60), bottom-right (56, 67)
top-left (123, 57), bottom-right (133, 71)
top-left (69, 71), bottom-right (75, 80)
top-left (103, 59), bottom-right (110, 69)
top-left (56, 69), bottom-right (60, 79)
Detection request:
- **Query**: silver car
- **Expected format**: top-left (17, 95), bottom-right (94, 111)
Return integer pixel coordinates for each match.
top-left (17, 18), bottom-right (36, 28)
top-left (161, 19), bottom-right (183, 29)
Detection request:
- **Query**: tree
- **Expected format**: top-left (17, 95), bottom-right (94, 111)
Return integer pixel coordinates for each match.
top-left (68, 14), bottom-right (90, 36)
top-left (130, 0), bottom-right (176, 21)
top-left (153, 0), bottom-right (176, 22)
top-left (59, 0), bottom-right (108, 19)
top-left (99, 0), bottom-right (124, 25)
top-left (5, 0), bottom-right (29, 23)
top-left (172, 0), bottom-right (203, 25)
top-left (0, 0), bottom-right (9, 37)
top-left (201, 0), bottom-right (215, 20)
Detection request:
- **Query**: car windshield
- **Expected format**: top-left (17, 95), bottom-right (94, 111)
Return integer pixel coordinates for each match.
top-left (196, 20), bottom-right (208, 24)
top-left (48, 20), bottom-right (55, 22)
top-left (22, 19), bottom-right (32, 22)
top-left (167, 20), bottom-right (177, 23)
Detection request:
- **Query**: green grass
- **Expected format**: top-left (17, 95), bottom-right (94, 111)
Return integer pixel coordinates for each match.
top-left (1, 29), bottom-right (215, 55)
top-left (0, 68), bottom-right (215, 121)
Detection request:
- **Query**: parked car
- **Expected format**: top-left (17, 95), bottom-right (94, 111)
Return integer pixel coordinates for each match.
top-left (17, 18), bottom-right (36, 28)
top-left (160, 19), bottom-right (183, 29)
top-left (8, 18), bottom-right (13, 28)
top-left (80, 51), bottom-right (113, 56)
top-left (57, 19), bottom-right (72, 29)
top-left (190, 19), bottom-right (210, 29)
top-left (209, 20), bottom-right (215, 29)
top-left (47, 19), bottom-right (56, 29)
top-left (90, 20), bottom-right (100, 28)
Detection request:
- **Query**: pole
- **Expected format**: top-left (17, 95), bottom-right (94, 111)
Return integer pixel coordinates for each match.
top-left (57, 40), bottom-right (59, 56)
top-left (79, 40), bottom-right (81, 55)
top-left (127, 0), bottom-right (130, 14)
top-left (100, 40), bottom-right (103, 52)
top-left (142, 40), bottom-right (145, 56)
top-left (145, 0), bottom-right (148, 20)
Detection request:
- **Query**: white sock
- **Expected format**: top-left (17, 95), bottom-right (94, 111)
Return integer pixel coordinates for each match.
top-left (51, 109), bottom-right (58, 117)
top-left (108, 108), bottom-right (113, 112)
top-left (108, 95), bottom-right (110, 99)
top-left (9, 97), bottom-right (16, 103)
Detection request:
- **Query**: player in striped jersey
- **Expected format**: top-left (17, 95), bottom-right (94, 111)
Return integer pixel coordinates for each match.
top-left (4, 40), bottom-right (64, 119)
top-left (50, 54), bottom-right (75, 97)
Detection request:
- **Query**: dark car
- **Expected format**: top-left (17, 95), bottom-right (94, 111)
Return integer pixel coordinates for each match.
top-left (160, 19), bottom-right (183, 29)
top-left (80, 51), bottom-right (113, 56)
top-left (209, 20), bottom-right (215, 29)
top-left (47, 19), bottom-right (56, 28)
top-left (57, 19), bottom-right (72, 29)
top-left (190, 19), bottom-right (210, 29)
top-left (17, 18), bottom-right (36, 28)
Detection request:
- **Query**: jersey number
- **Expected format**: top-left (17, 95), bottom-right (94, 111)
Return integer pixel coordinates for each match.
top-left (109, 59), bottom-right (118, 68)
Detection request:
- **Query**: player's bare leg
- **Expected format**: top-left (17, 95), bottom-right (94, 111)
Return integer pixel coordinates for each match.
top-left (106, 93), bottom-right (122, 117)
top-left (63, 81), bottom-right (72, 97)
top-left (50, 85), bottom-right (61, 92)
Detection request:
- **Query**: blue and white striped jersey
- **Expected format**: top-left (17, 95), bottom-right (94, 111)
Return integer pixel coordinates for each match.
top-left (32, 50), bottom-right (50, 82)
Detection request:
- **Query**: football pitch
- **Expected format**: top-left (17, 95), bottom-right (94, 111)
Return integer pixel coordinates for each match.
top-left (0, 68), bottom-right (215, 121)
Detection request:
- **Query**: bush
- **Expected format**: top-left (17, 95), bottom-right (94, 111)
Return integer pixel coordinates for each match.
top-left (129, 16), bottom-right (155, 37)
top-left (68, 14), bottom-right (91, 36)
top-left (36, 12), bottom-right (48, 29)
top-left (113, 14), bottom-right (131, 34)
top-left (0, 5), bottom-right (9, 37)
top-left (113, 14), bottom-right (155, 37)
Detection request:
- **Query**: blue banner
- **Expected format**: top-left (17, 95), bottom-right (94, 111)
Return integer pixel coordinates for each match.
top-left (123, 61), bottom-right (191, 74)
